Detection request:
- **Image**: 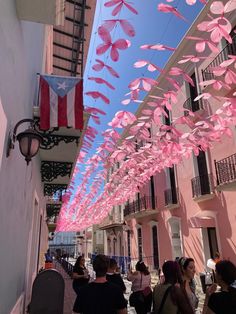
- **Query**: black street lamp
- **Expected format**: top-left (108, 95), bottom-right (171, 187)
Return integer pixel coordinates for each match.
top-left (6, 118), bottom-right (43, 165)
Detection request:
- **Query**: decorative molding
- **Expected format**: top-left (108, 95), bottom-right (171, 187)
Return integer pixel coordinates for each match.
top-left (135, 223), bottom-right (142, 229)
top-left (148, 220), bottom-right (158, 227)
top-left (41, 161), bottom-right (73, 182)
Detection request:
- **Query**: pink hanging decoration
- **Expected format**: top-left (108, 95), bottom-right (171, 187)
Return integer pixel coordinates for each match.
top-left (88, 77), bottom-right (115, 90)
top-left (85, 107), bottom-right (106, 116)
top-left (85, 91), bottom-right (110, 104)
top-left (134, 60), bottom-right (164, 72)
top-left (140, 43), bottom-right (176, 51)
top-left (158, 3), bottom-right (187, 21)
top-left (178, 55), bottom-right (207, 63)
top-left (104, 0), bottom-right (138, 16)
top-left (108, 111), bottom-right (137, 128)
top-left (129, 77), bottom-right (158, 91)
top-left (92, 59), bottom-right (120, 78)
top-left (96, 27), bottom-right (131, 62)
top-left (101, 19), bottom-right (135, 37)
top-left (185, 36), bottom-right (220, 53)
top-left (55, 0), bottom-right (236, 232)
top-left (169, 67), bottom-right (195, 86)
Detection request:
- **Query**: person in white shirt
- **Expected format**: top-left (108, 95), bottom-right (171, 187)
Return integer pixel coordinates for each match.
top-left (127, 261), bottom-right (152, 314)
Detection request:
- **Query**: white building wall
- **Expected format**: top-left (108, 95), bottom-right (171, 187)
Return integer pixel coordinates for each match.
top-left (0, 1), bottom-right (49, 313)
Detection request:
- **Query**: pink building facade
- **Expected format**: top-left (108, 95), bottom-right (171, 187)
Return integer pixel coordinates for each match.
top-left (123, 0), bottom-right (236, 275)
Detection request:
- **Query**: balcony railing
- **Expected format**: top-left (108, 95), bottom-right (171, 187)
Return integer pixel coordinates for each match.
top-left (183, 97), bottom-right (204, 116)
top-left (124, 195), bottom-right (157, 216)
top-left (215, 153), bottom-right (236, 185)
top-left (164, 188), bottom-right (178, 206)
top-left (202, 36), bottom-right (236, 81)
top-left (191, 173), bottom-right (214, 198)
top-left (99, 216), bottom-right (123, 229)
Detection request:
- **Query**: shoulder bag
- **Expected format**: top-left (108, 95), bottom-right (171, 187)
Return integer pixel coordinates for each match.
top-left (156, 285), bottom-right (172, 314)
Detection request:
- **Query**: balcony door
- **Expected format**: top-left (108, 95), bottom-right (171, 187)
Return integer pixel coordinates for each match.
top-left (152, 225), bottom-right (159, 269)
top-left (197, 150), bottom-right (210, 195)
top-left (207, 228), bottom-right (219, 259)
top-left (168, 218), bottom-right (182, 260)
top-left (137, 192), bottom-right (141, 212)
top-left (137, 227), bottom-right (142, 260)
top-left (189, 72), bottom-right (200, 112)
top-left (227, 26), bottom-right (236, 55)
top-left (169, 167), bottom-right (177, 203)
top-left (127, 230), bottom-right (131, 257)
top-left (150, 176), bottom-right (156, 208)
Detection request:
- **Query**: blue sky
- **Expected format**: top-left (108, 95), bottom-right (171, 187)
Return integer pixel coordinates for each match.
top-left (77, 0), bottom-right (205, 191)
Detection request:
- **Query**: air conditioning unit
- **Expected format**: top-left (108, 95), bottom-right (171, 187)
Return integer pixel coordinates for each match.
top-left (16, 0), bottom-right (65, 26)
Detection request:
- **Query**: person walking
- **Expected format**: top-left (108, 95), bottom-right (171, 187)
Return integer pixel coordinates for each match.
top-left (106, 258), bottom-right (126, 293)
top-left (179, 257), bottom-right (199, 312)
top-left (72, 255), bottom-right (90, 295)
top-left (153, 260), bottom-right (194, 314)
top-left (73, 254), bottom-right (127, 314)
top-left (202, 260), bottom-right (236, 314)
top-left (127, 260), bottom-right (152, 314)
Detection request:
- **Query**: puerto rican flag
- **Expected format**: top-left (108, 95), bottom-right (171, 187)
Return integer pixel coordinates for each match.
top-left (39, 75), bottom-right (83, 130)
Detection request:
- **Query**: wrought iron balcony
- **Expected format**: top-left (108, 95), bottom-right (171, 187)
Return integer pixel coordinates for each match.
top-left (164, 188), bottom-right (178, 206)
top-left (46, 203), bottom-right (62, 218)
top-left (215, 153), bottom-right (236, 186)
top-left (202, 37), bottom-right (236, 81)
top-left (183, 97), bottom-right (204, 116)
top-left (124, 195), bottom-right (157, 216)
top-left (99, 215), bottom-right (123, 229)
top-left (191, 173), bottom-right (214, 198)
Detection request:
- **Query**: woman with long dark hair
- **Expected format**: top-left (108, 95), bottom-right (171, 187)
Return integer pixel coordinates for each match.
top-left (179, 257), bottom-right (199, 312)
top-left (128, 260), bottom-right (152, 314)
top-left (202, 260), bottom-right (236, 314)
top-left (72, 255), bottom-right (90, 295)
top-left (153, 260), bottom-right (194, 314)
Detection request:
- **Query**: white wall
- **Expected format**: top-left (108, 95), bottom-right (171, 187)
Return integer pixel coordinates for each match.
top-left (0, 1), bottom-right (48, 312)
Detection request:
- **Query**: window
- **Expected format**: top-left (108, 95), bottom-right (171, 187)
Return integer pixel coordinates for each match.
top-left (197, 150), bottom-right (210, 195)
top-left (150, 176), bottom-right (156, 208)
top-left (169, 167), bottom-right (177, 203)
top-left (152, 226), bottom-right (159, 269)
top-left (137, 192), bottom-right (141, 211)
top-left (137, 227), bottom-right (142, 260)
top-left (164, 107), bottom-right (171, 126)
top-left (189, 72), bottom-right (200, 112)
top-left (127, 230), bottom-right (131, 257)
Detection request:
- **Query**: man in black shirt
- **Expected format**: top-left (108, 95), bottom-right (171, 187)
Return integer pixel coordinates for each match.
top-left (106, 258), bottom-right (126, 293)
top-left (73, 255), bottom-right (127, 314)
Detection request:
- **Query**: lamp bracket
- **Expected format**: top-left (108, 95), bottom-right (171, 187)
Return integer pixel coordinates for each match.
top-left (34, 118), bottom-right (81, 150)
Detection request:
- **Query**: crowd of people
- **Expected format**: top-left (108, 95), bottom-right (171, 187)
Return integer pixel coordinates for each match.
top-left (71, 254), bottom-right (236, 314)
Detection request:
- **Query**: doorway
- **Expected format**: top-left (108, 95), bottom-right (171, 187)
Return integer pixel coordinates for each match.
top-left (202, 227), bottom-right (219, 264)
top-left (207, 228), bottom-right (219, 259)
